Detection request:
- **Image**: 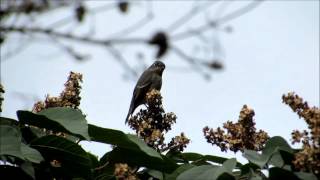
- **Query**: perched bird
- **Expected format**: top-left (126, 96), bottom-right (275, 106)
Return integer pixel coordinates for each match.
top-left (125, 60), bottom-right (166, 124)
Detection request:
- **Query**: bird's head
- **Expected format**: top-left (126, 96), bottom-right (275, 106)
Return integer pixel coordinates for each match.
top-left (151, 60), bottom-right (165, 74)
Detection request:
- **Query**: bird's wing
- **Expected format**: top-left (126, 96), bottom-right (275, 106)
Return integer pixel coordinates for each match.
top-left (135, 70), bottom-right (153, 89)
top-left (125, 70), bottom-right (153, 124)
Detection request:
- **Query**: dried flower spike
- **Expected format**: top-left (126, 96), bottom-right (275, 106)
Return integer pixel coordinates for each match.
top-left (203, 105), bottom-right (269, 153)
top-left (114, 163), bottom-right (138, 180)
top-left (283, 92), bottom-right (320, 175)
top-left (32, 71), bottom-right (83, 112)
top-left (128, 89), bottom-right (189, 152)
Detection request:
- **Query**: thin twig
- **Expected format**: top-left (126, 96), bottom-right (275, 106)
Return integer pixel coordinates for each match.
top-left (167, 1), bottom-right (218, 33)
top-left (172, 0), bottom-right (263, 41)
top-left (107, 1), bottom-right (154, 38)
top-left (108, 13), bottom-right (153, 38)
top-left (1, 25), bottom-right (147, 46)
top-left (49, 35), bottom-right (88, 61)
top-left (171, 45), bottom-right (211, 80)
top-left (93, 161), bottom-right (109, 171)
top-left (45, 2), bottom-right (116, 29)
top-left (106, 45), bottom-right (138, 77)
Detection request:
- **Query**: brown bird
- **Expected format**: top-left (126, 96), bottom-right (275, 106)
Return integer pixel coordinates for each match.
top-left (125, 60), bottom-right (166, 124)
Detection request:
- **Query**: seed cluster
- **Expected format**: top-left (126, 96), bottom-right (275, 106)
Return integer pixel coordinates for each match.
top-left (32, 71), bottom-right (83, 112)
top-left (113, 163), bottom-right (137, 180)
top-left (128, 89), bottom-right (189, 152)
top-left (283, 92), bottom-right (320, 175)
top-left (203, 105), bottom-right (269, 153)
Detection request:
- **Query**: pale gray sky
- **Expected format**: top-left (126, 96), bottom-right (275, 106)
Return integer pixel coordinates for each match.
top-left (1, 1), bottom-right (319, 162)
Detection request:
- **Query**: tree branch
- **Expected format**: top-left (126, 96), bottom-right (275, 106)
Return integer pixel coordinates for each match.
top-left (1, 25), bottom-right (148, 46)
top-left (172, 0), bottom-right (263, 41)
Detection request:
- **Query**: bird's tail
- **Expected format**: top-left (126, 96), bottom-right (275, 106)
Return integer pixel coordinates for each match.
top-left (125, 100), bottom-right (134, 124)
top-left (125, 111), bottom-right (130, 124)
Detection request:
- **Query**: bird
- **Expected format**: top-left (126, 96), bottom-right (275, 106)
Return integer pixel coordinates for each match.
top-left (125, 60), bottom-right (166, 124)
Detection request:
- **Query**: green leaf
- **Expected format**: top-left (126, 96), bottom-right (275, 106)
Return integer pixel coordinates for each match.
top-left (88, 124), bottom-right (161, 159)
top-left (182, 152), bottom-right (242, 168)
top-left (263, 136), bottom-right (293, 154)
top-left (17, 108), bottom-right (90, 140)
top-left (108, 147), bottom-right (178, 172)
top-left (243, 150), bottom-right (268, 168)
top-left (20, 161), bottom-right (35, 179)
top-left (294, 172), bottom-right (318, 180)
top-left (243, 136), bottom-right (294, 168)
top-left (147, 169), bottom-right (163, 180)
top-left (223, 158), bottom-right (237, 173)
top-left (181, 152), bottom-right (203, 161)
top-left (177, 159), bottom-right (237, 180)
top-left (127, 134), bottom-right (161, 159)
top-left (177, 165), bottom-right (218, 180)
top-left (30, 135), bottom-right (92, 179)
top-left (269, 167), bottom-right (299, 180)
top-left (0, 117), bottom-right (19, 126)
top-left (240, 162), bottom-right (260, 176)
top-left (21, 143), bottom-right (44, 163)
top-left (0, 165), bottom-right (33, 180)
top-left (87, 151), bottom-right (99, 168)
top-left (0, 125), bottom-right (24, 160)
top-left (165, 164), bottom-right (195, 180)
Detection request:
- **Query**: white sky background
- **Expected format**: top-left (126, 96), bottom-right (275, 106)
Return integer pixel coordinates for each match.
top-left (1, 1), bottom-right (319, 162)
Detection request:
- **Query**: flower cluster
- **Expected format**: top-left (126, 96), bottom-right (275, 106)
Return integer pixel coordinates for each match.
top-left (128, 89), bottom-right (189, 152)
top-left (114, 163), bottom-right (138, 180)
top-left (0, 84), bottom-right (4, 112)
top-left (282, 92), bottom-right (320, 175)
top-left (165, 133), bottom-right (190, 152)
top-left (32, 71), bottom-right (83, 113)
top-left (203, 105), bottom-right (269, 153)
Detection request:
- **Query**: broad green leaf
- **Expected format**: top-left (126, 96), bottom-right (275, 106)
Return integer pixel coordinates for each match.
top-left (263, 136), bottom-right (293, 154)
top-left (87, 152), bottom-right (99, 168)
top-left (177, 165), bottom-right (218, 180)
top-left (127, 134), bottom-right (161, 159)
top-left (165, 164), bottom-right (195, 180)
top-left (181, 152), bottom-right (203, 161)
top-left (269, 167), bottom-right (299, 180)
top-left (243, 150), bottom-right (268, 168)
top-left (243, 136), bottom-right (294, 168)
top-left (88, 124), bottom-right (161, 159)
top-left (240, 163), bottom-right (260, 176)
top-left (181, 152), bottom-right (242, 168)
top-left (30, 135), bottom-right (92, 179)
top-left (0, 125), bottom-right (24, 160)
top-left (0, 165), bottom-right (33, 180)
top-left (294, 172), bottom-right (318, 180)
top-left (223, 158), bottom-right (237, 173)
top-left (147, 169), bottom-right (163, 180)
top-left (17, 108), bottom-right (90, 140)
top-left (108, 147), bottom-right (178, 172)
top-left (20, 161), bottom-right (35, 179)
top-left (21, 143), bottom-right (44, 163)
top-left (177, 159), bottom-right (237, 180)
top-left (0, 117), bottom-right (19, 126)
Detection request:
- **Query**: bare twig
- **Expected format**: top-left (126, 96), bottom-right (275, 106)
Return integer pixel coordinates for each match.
top-left (49, 35), bottom-right (89, 61)
top-left (93, 161), bottom-right (109, 171)
top-left (107, 1), bottom-right (154, 38)
top-left (171, 45), bottom-right (211, 80)
top-left (106, 45), bottom-right (138, 77)
top-left (167, 1), bottom-right (218, 33)
top-left (108, 12), bottom-right (153, 38)
top-left (1, 25), bottom-right (147, 46)
top-left (172, 0), bottom-right (263, 41)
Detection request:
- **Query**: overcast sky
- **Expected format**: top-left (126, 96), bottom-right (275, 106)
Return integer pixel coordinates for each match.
top-left (1, 1), bottom-right (319, 162)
